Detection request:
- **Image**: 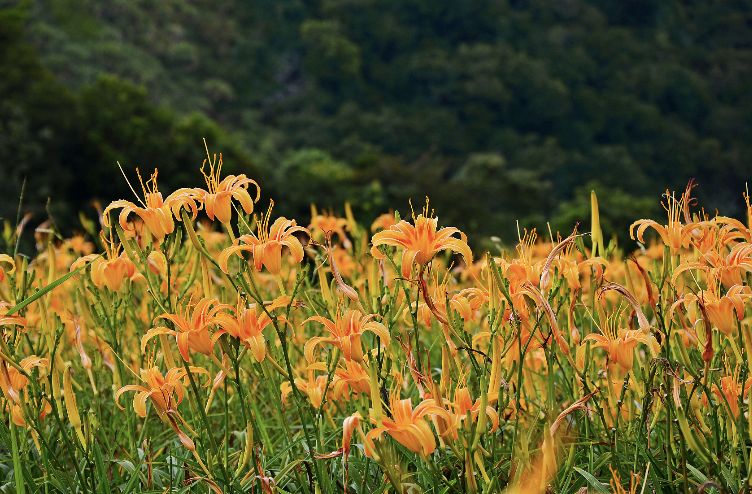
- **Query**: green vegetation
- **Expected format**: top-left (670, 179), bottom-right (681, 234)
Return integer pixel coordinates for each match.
top-left (1, 0), bottom-right (752, 245)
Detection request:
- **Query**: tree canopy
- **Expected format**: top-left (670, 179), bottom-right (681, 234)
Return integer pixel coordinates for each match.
top-left (2, 0), bottom-right (751, 246)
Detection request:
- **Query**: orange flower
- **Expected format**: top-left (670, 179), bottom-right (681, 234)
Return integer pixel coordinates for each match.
top-left (581, 308), bottom-right (658, 373)
top-left (370, 207), bottom-right (472, 278)
top-left (115, 366), bottom-right (209, 450)
top-left (0, 302), bottom-right (26, 330)
top-left (630, 188), bottom-right (709, 255)
top-left (103, 169), bottom-right (198, 242)
top-left (673, 243), bottom-right (752, 288)
top-left (370, 211), bottom-right (397, 232)
top-left (303, 309), bottom-right (390, 363)
top-left (188, 151), bottom-right (260, 225)
top-left (214, 299), bottom-right (288, 363)
top-left (671, 284), bottom-right (750, 337)
top-left (142, 298), bottom-right (227, 361)
top-left (0, 356), bottom-right (50, 426)
top-left (219, 202), bottom-right (309, 275)
top-left (445, 386), bottom-right (499, 441)
top-left (309, 208), bottom-right (350, 247)
top-left (711, 363), bottom-right (752, 420)
top-left (0, 254), bottom-right (15, 283)
top-left (280, 366), bottom-right (333, 409)
top-left (364, 392), bottom-right (450, 457)
top-left (331, 359), bottom-right (371, 397)
top-left (70, 233), bottom-right (138, 292)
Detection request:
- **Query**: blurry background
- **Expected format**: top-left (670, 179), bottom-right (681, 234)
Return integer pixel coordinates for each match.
top-left (1, 0), bottom-right (750, 248)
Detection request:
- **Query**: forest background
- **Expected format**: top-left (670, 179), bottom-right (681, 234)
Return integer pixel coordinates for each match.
top-left (1, 0), bottom-right (751, 250)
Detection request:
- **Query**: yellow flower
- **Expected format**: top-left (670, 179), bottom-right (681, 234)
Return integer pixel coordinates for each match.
top-left (103, 169), bottom-right (198, 242)
top-left (370, 206), bottom-right (472, 278)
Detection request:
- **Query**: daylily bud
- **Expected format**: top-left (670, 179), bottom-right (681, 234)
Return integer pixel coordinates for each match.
top-left (571, 328), bottom-right (581, 346)
top-left (591, 190), bottom-right (604, 258)
top-left (235, 420), bottom-right (254, 476)
top-left (368, 362), bottom-right (384, 428)
top-left (63, 363), bottom-right (86, 446)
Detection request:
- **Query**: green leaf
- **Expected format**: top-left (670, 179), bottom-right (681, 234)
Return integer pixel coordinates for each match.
top-left (572, 467), bottom-right (609, 494)
top-left (685, 463), bottom-right (710, 485)
top-left (5, 254), bottom-right (101, 315)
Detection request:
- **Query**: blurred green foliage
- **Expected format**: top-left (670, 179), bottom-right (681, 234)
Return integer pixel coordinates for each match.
top-left (1, 0), bottom-right (751, 247)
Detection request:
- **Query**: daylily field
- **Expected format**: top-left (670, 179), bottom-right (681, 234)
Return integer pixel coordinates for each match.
top-left (0, 153), bottom-right (750, 494)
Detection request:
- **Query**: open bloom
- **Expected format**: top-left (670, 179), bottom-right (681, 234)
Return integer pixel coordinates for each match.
top-left (70, 233), bottom-right (139, 291)
top-left (0, 356), bottom-right (50, 426)
top-left (581, 308), bottom-right (659, 373)
top-left (187, 152), bottom-right (260, 225)
top-left (309, 208), bottom-right (350, 247)
top-left (445, 386), bottom-right (499, 441)
top-left (673, 243), bottom-right (752, 288)
top-left (103, 169), bottom-right (198, 242)
top-left (214, 299), bottom-right (288, 363)
top-left (0, 301), bottom-right (26, 330)
top-left (303, 309), bottom-right (390, 363)
top-left (370, 209), bottom-right (472, 278)
top-left (364, 392), bottom-right (451, 457)
top-left (116, 366), bottom-right (209, 450)
top-left (141, 298), bottom-right (226, 361)
top-left (671, 284), bottom-right (750, 337)
top-left (630, 187), bottom-right (711, 255)
top-left (711, 363), bottom-right (752, 420)
top-left (281, 365), bottom-right (333, 409)
top-left (219, 202), bottom-right (309, 275)
top-left (0, 254), bottom-right (15, 283)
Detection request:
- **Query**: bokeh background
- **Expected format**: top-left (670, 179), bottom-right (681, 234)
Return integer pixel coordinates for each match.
top-left (1, 0), bottom-right (750, 249)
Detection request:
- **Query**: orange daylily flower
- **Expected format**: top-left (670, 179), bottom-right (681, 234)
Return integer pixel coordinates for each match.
top-left (370, 211), bottom-right (397, 232)
top-left (214, 299), bottom-right (289, 363)
top-left (0, 254), bottom-right (15, 283)
top-left (331, 359), bottom-right (371, 397)
top-left (303, 309), bottom-right (390, 363)
top-left (630, 187), bottom-right (711, 255)
top-left (115, 366), bottom-right (209, 450)
top-left (671, 284), bottom-right (750, 337)
top-left (309, 208), bottom-right (350, 247)
top-left (711, 363), bottom-right (752, 420)
top-left (673, 242), bottom-right (752, 288)
top-left (141, 298), bottom-right (227, 362)
top-left (70, 233), bottom-right (138, 292)
top-left (218, 202), bottom-right (309, 275)
top-left (445, 386), bottom-right (499, 441)
top-left (187, 152), bottom-right (260, 225)
top-left (0, 355), bottom-right (50, 426)
top-left (364, 392), bottom-right (451, 457)
top-left (103, 169), bottom-right (198, 242)
top-left (581, 308), bottom-right (659, 373)
top-left (0, 301), bottom-right (27, 330)
top-left (280, 365), bottom-right (334, 409)
top-left (370, 206), bottom-right (472, 278)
